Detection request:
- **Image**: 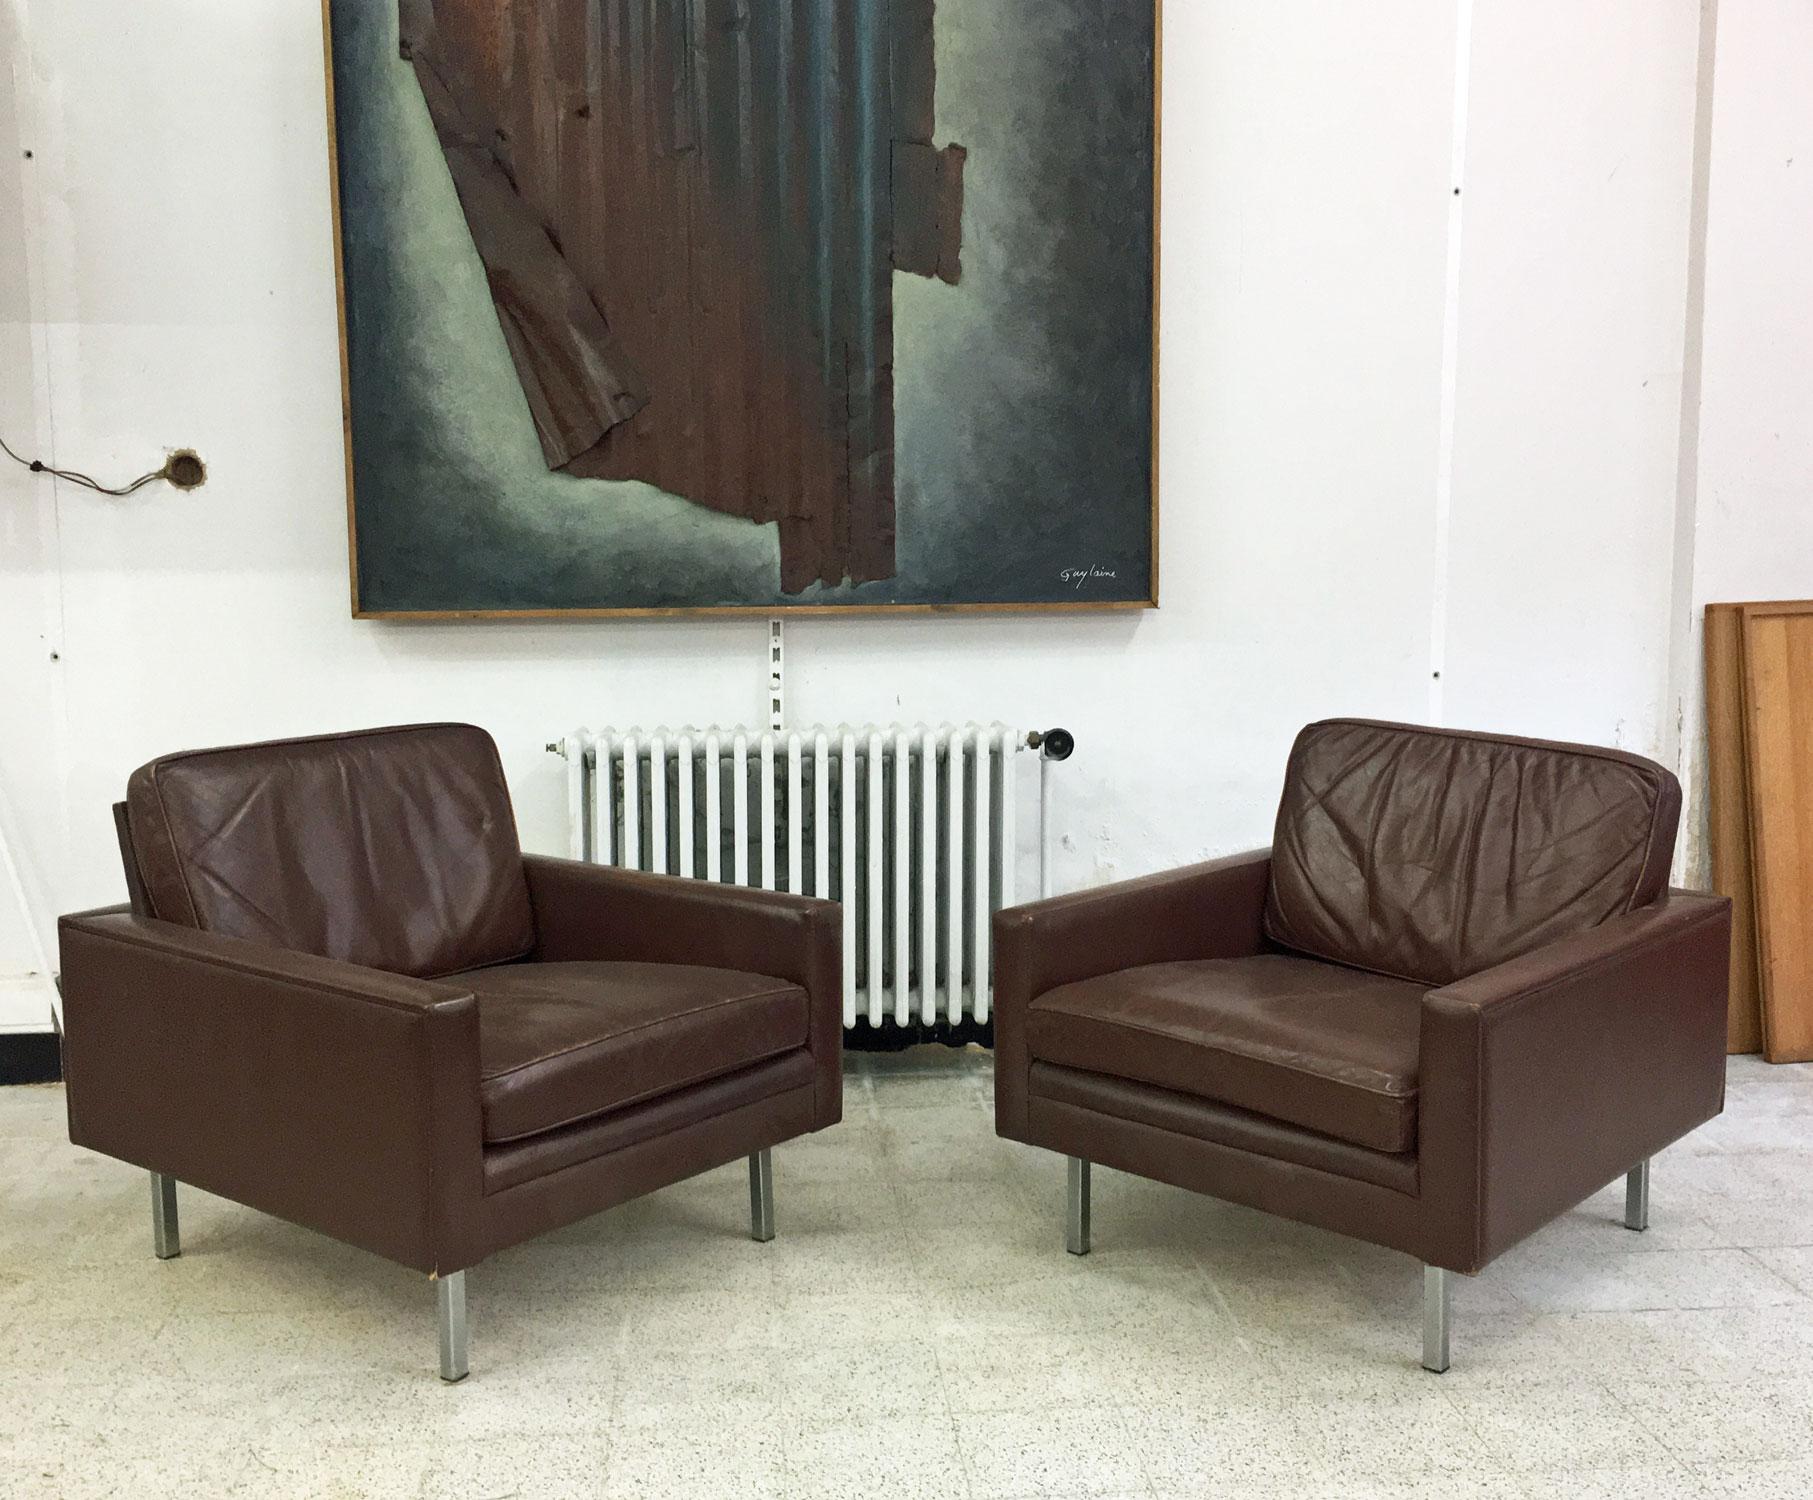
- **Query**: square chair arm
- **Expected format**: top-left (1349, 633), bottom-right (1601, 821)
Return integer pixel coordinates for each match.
top-left (992, 848), bottom-right (1274, 1141)
top-left (1418, 888), bottom-right (1731, 1274)
top-left (521, 855), bottom-right (842, 1126)
top-left (58, 908), bottom-right (483, 1274)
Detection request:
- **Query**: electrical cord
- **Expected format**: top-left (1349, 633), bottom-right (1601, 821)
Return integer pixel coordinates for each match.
top-left (1, 429), bottom-right (167, 496)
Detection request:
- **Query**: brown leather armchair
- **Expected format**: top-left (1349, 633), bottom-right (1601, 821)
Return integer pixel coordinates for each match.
top-left (58, 723), bottom-right (841, 1380)
top-left (994, 719), bottom-right (1731, 1371)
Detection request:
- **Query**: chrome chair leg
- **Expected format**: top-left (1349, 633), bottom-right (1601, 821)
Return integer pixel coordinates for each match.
top-left (749, 1148), bottom-right (775, 1242)
top-left (1624, 1159), bottom-right (1650, 1231)
top-left (1422, 1265), bottom-right (1451, 1373)
top-left (150, 1172), bottom-right (180, 1260)
top-left (437, 1271), bottom-right (468, 1383)
top-left (1066, 1156), bottom-right (1091, 1256)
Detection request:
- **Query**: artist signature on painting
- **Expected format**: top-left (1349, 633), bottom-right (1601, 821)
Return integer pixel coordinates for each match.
top-left (1059, 564), bottom-right (1119, 590)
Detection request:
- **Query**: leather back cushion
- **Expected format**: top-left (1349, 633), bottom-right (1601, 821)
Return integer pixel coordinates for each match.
top-left (1264, 720), bottom-right (1681, 986)
top-left (125, 723), bottom-right (534, 978)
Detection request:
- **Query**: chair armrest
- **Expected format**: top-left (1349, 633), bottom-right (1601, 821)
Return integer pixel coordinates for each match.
top-left (521, 856), bottom-right (842, 1126)
top-left (57, 909), bottom-right (483, 1274)
top-left (1419, 888), bottom-right (1731, 1273)
top-left (991, 848), bottom-right (1273, 1141)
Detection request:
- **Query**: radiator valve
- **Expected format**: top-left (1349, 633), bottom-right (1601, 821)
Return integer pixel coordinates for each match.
top-left (1030, 728), bottom-right (1075, 761)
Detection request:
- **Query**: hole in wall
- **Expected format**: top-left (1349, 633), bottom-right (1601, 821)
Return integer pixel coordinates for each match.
top-left (162, 450), bottom-right (207, 490)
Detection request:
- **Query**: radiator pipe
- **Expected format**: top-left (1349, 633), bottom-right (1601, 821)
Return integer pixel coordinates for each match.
top-left (1038, 757), bottom-right (1051, 900)
top-left (1029, 729), bottom-right (1071, 899)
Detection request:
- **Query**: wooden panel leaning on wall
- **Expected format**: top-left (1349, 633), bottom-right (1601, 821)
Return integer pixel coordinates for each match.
top-left (1708, 600), bottom-right (1813, 1062)
top-left (1704, 603), bottom-right (1764, 1053)
top-left (1741, 602), bottom-right (1813, 1064)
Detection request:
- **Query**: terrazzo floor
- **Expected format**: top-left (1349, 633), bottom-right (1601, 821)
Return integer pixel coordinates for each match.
top-left (4, 1049), bottom-right (1813, 1498)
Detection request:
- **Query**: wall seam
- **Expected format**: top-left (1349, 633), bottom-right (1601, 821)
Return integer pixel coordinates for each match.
top-left (1428, 0), bottom-right (1475, 727)
top-left (1666, 0), bottom-right (1721, 888)
top-left (6, 0), bottom-right (68, 1022)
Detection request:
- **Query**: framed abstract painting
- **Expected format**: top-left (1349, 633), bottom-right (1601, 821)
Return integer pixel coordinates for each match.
top-left (323, 0), bottom-right (1159, 616)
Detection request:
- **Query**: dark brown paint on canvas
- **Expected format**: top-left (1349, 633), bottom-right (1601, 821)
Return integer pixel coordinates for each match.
top-left (400, 0), bottom-right (964, 594)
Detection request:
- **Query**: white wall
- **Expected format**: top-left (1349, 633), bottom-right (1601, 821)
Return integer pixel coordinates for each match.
top-left (1443, 0), bottom-right (1702, 749)
top-left (0, 0), bottom-right (58, 1029)
top-left (1676, 0), bottom-right (1813, 883)
top-left (0, 0), bottom-right (1737, 1032)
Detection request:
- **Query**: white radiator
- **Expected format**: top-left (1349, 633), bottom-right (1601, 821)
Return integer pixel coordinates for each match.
top-left (559, 724), bottom-right (1056, 1029)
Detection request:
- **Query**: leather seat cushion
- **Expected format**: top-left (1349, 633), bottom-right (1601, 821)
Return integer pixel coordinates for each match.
top-left (1025, 953), bottom-right (1424, 1153)
top-left (483, 1051), bottom-right (819, 1193)
top-left (463, 961), bottom-right (811, 1144)
top-left (1028, 1062), bottom-right (1418, 1194)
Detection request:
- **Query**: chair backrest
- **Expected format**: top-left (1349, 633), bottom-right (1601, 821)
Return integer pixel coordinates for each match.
top-left (122, 723), bottom-right (534, 978)
top-left (1264, 719), bottom-right (1681, 987)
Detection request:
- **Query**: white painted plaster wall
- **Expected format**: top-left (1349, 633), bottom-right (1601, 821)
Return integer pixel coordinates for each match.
top-left (1441, 0), bottom-right (1702, 750)
top-left (1676, 0), bottom-right (1813, 884)
top-left (0, 0), bottom-right (1775, 1034)
top-left (0, 0), bottom-right (58, 1029)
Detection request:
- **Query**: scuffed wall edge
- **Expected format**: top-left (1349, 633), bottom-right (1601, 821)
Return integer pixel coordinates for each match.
top-left (1666, 0), bottom-right (1722, 890)
top-left (0, 0), bottom-right (66, 1031)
